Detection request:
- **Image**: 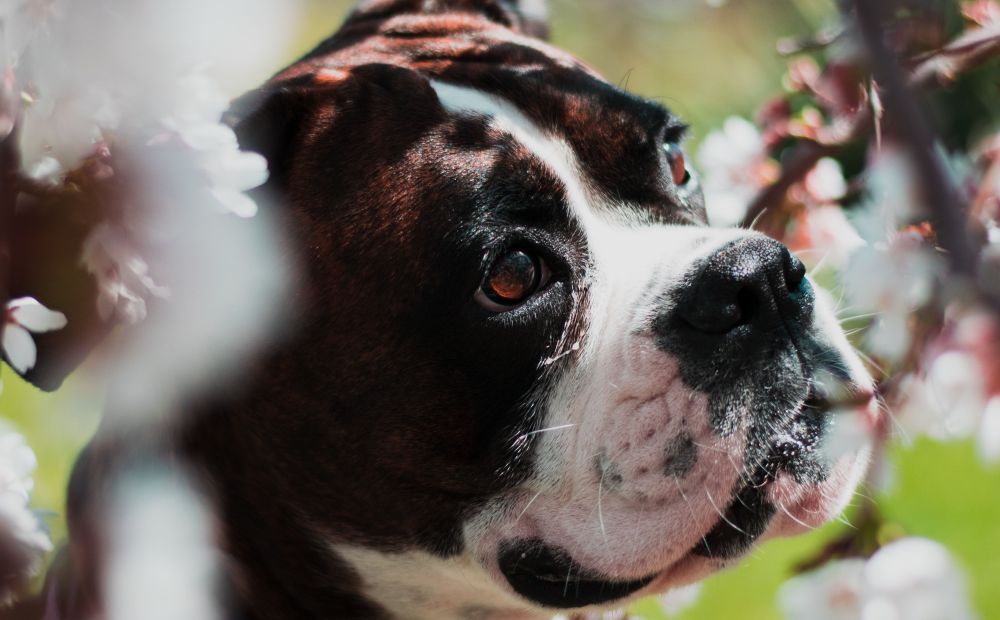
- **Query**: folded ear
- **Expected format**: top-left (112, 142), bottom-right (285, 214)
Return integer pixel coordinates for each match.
top-left (224, 73), bottom-right (324, 190)
top-left (349, 0), bottom-right (550, 39)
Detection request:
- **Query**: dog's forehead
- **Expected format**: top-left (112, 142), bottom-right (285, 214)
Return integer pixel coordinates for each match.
top-left (287, 11), bottom-right (691, 221)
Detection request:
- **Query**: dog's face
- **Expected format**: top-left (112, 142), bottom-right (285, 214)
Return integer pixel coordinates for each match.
top-left (222, 2), bottom-right (877, 617)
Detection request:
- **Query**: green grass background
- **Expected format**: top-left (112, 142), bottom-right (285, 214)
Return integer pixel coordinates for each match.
top-left (4, 0), bottom-right (1000, 617)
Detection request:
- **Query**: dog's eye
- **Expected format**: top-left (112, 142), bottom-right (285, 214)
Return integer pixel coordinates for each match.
top-left (476, 249), bottom-right (549, 311)
top-left (664, 143), bottom-right (690, 186)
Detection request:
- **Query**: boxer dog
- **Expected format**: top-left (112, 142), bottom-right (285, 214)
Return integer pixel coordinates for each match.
top-left (52, 1), bottom-right (877, 618)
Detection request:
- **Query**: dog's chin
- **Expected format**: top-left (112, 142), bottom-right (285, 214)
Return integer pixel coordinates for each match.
top-left (489, 410), bottom-right (874, 612)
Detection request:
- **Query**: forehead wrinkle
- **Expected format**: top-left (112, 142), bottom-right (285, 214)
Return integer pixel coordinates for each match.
top-left (429, 80), bottom-right (608, 232)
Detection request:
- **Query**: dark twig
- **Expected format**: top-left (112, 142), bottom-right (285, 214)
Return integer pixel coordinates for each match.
top-left (0, 104), bottom-right (18, 350)
top-left (851, 0), bottom-right (979, 279)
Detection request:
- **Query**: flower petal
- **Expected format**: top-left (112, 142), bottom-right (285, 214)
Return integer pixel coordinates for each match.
top-left (2, 325), bottom-right (37, 374)
top-left (211, 188), bottom-right (258, 218)
top-left (8, 297), bottom-right (67, 333)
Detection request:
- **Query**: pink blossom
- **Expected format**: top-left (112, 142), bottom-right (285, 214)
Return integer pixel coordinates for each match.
top-left (697, 116), bottom-right (779, 227)
top-left (80, 223), bottom-right (170, 325)
top-left (785, 204), bottom-right (864, 271)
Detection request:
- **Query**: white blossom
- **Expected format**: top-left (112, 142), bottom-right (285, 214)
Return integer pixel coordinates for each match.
top-left (0, 423), bottom-right (52, 607)
top-left (898, 351), bottom-right (986, 441)
top-left (657, 583), bottom-right (702, 615)
top-left (780, 538), bottom-right (975, 620)
top-left (0, 0), bottom-right (58, 69)
top-left (804, 157), bottom-right (848, 204)
top-left (3, 296), bottom-right (67, 375)
top-left (13, 0), bottom-right (293, 192)
top-left (978, 396), bottom-right (1000, 464)
top-left (851, 148), bottom-right (926, 243)
top-left (697, 116), bottom-right (777, 227)
top-left (862, 538), bottom-right (974, 620)
top-left (844, 238), bottom-right (939, 361)
top-left (81, 223), bottom-right (170, 325)
top-left (779, 558), bottom-right (865, 620)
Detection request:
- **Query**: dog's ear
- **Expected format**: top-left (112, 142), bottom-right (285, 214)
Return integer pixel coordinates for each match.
top-left (224, 73), bottom-right (325, 190)
top-left (349, 0), bottom-right (550, 39)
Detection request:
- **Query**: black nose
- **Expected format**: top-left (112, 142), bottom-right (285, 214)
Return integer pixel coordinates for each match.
top-left (672, 237), bottom-right (812, 342)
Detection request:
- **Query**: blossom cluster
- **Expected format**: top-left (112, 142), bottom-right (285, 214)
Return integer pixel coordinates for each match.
top-left (779, 538), bottom-right (974, 620)
top-left (0, 0), bottom-right (300, 609)
top-left (695, 1), bottom-right (1000, 616)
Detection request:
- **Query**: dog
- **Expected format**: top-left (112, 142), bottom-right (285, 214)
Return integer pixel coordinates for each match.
top-left (42, 1), bottom-right (877, 618)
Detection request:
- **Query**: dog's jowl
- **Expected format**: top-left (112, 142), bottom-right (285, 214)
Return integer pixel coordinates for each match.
top-left (55, 1), bottom-right (879, 619)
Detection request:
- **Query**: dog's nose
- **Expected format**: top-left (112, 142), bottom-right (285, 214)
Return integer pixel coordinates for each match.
top-left (674, 237), bottom-right (812, 340)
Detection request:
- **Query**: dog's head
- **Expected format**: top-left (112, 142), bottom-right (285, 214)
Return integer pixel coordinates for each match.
top-left (213, 1), bottom-right (877, 616)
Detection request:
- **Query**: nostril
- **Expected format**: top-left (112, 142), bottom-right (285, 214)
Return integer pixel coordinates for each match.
top-left (784, 252), bottom-right (806, 291)
top-left (735, 288), bottom-right (758, 327)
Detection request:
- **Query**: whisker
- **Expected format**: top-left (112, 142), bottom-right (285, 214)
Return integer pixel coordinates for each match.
top-left (705, 485), bottom-right (746, 535)
top-left (690, 440), bottom-right (730, 454)
top-left (854, 348), bottom-right (887, 378)
top-left (674, 477), bottom-right (712, 559)
top-left (518, 423), bottom-right (577, 440)
top-left (597, 471), bottom-right (608, 542)
top-left (839, 311), bottom-right (880, 324)
top-left (515, 489), bottom-right (544, 524)
top-left (778, 501), bottom-right (817, 531)
top-left (876, 392), bottom-right (910, 443)
top-left (807, 251), bottom-right (832, 276)
top-left (748, 207), bottom-right (770, 231)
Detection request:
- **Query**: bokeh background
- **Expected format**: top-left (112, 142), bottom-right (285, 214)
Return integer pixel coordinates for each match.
top-left (3, 0), bottom-right (999, 617)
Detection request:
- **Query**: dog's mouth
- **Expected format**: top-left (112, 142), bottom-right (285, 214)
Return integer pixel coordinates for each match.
top-left (498, 539), bottom-right (657, 608)
top-left (692, 386), bottom-right (870, 559)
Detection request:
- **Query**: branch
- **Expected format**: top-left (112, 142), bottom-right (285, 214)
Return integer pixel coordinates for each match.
top-left (851, 0), bottom-right (979, 279)
top-left (0, 85), bottom-right (18, 350)
top-left (740, 21), bottom-right (1000, 232)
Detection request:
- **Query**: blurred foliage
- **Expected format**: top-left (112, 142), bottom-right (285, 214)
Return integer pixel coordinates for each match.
top-left (4, 0), bottom-right (1000, 618)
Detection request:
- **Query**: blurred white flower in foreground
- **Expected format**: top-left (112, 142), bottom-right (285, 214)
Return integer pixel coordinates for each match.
top-left (3, 296), bottom-right (67, 375)
top-left (105, 468), bottom-right (220, 620)
top-left (2, 0), bottom-right (294, 422)
top-left (697, 116), bottom-right (778, 227)
top-left (8, 0), bottom-right (299, 171)
top-left (81, 224), bottom-right (170, 325)
top-left (0, 424), bottom-right (52, 607)
top-left (780, 538), bottom-right (975, 620)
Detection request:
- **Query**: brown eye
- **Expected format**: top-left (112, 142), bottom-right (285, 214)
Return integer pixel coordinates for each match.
top-left (475, 249), bottom-right (548, 311)
top-left (664, 143), bottom-right (690, 186)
